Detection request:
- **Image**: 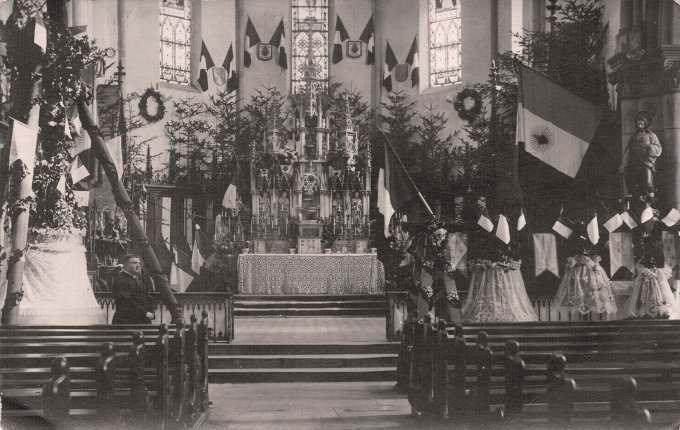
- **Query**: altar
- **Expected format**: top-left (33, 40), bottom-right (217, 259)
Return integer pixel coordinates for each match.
top-left (237, 254), bottom-right (384, 295)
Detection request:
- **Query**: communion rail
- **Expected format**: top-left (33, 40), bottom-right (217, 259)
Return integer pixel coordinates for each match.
top-left (96, 292), bottom-right (234, 342)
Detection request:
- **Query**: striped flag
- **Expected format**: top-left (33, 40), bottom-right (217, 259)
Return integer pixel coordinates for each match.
top-left (405, 36), bottom-right (419, 88)
top-left (477, 208), bottom-right (494, 232)
top-left (359, 15), bottom-right (375, 65)
top-left (662, 208), bottom-right (680, 227)
top-left (198, 40), bottom-right (215, 92)
top-left (376, 139), bottom-right (417, 237)
top-left (382, 41), bottom-right (398, 92)
top-left (222, 158), bottom-right (241, 210)
top-left (603, 213), bottom-right (623, 233)
top-left (223, 42), bottom-right (238, 93)
top-left (517, 208), bottom-right (527, 231)
top-left (552, 214), bottom-right (573, 239)
top-left (332, 15), bottom-right (350, 64)
top-left (496, 214), bottom-right (510, 244)
top-left (244, 17), bottom-right (260, 68)
top-left (270, 19), bottom-right (287, 69)
top-left (620, 211), bottom-right (638, 229)
top-left (516, 64), bottom-right (600, 178)
top-left (34, 13), bottom-right (46, 53)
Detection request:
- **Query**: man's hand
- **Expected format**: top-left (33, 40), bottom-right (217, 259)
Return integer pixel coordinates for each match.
top-left (146, 312), bottom-right (155, 320)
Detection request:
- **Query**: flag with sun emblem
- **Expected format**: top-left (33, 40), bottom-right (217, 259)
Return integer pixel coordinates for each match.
top-left (516, 64), bottom-right (600, 178)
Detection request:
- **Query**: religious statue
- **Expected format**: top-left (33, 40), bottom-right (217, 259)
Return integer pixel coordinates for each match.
top-left (332, 192), bottom-right (344, 219)
top-left (259, 192), bottom-right (271, 221)
top-left (279, 191), bottom-right (290, 218)
top-left (112, 216), bottom-right (122, 240)
top-left (351, 192), bottom-right (363, 224)
top-left (619, 111), bottom-right (662, 202)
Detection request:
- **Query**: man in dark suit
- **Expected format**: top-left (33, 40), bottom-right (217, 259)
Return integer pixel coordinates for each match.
top-left (112, 255), bottom-right (155, 324)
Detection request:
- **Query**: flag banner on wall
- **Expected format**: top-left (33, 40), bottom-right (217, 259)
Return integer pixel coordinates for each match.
top-left (9, 118), bottom-right (38, 171)
top-left (223, 42), bottom-right (238, 93)
top-left (533, 233), bottom-right (559, 277)
top-left (269, 19), bottom-right (287, 69)
top-left (333, 15), bottom-right (350, 64)
top-left (445, 232), bottom-right (467, 275)
top-left (516, 64), bottom-right (600, 178)
top-left (244, 17), bottom-right (261, 68)
top-left (609, 231), bottom-right (634, 277)
top-left (198, 40), bottom-right (215, 92)
top-left (359, 15), bottom-right (375, 65)
top-left (405, 35), bottom-right (419, 88)
top-left (662, 230), bottom-right (677, 270)
top-left (382, 41), bottom-right (398, 92)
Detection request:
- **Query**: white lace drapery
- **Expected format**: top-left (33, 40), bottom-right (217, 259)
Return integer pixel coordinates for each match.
top-left (554, 255), bottom-right (617, 315)
top-left (626, 265), bottom-right (676, 318)
top-left (0, 229), bottom-right (106, 325)
top-left (462, 261), bottom-right (537, 322)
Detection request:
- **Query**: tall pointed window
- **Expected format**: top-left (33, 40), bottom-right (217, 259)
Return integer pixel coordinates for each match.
top-left (291, 0), bottom-right (329, 94)
top-left (160, 0), bottom-right (192, 85)
top-left (428, 0), bottom-right (461, 87)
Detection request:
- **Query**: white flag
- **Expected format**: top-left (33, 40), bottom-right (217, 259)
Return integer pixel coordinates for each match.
top-left (9, 119), bottom-right (38, 171)
top-left (105, 135), bottom-right (123, 180)
top-left (586, 212), bottom-right (599, 245)
top-left (533, 233), bottom-right (559, 277)
top-left (56, 175), bottom-right (66, 193)
top-left (496, 214), bottom-right (511, 244)
top-left (34, 14), bottom-right (47, 53)
top-left (517, 209), bottom-right (526, 231)
top-left (663, 208), bottom-right (680, 227)
top-left (552, 216), bottom-right (573, 239)
top-left (620, 211), bottom-right (638, 229)
top-left (191, 234), bottom-right (205, 274)
top-left (604, 213), bottom-right (623, 233)
top-left (640, 206), bottom-right (654, 224)
top-left (609, 232), bottom-right (634, 277)
top-left (70, 156), bottom-right (90, 184)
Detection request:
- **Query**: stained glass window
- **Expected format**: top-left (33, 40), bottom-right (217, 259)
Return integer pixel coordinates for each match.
top-left (160, 0), bottom-right (192, 85)
top-left (428, 0), bottom-right (462, 87)
top-left (291, 0), bottom-right (329, 94)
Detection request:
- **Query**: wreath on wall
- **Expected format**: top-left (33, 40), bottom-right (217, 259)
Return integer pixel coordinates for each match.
top-left (138, 88), bottom-right (166, 123)
top-left (453, 88), bottom-right (482, 122)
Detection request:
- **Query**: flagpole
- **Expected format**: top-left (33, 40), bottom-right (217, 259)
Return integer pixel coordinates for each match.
top-left (376, 129), bottom-right (436, 220)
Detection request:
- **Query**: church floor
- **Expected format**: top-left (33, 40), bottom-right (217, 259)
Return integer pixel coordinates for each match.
top-left (232, 316), bottom-right (386, 343)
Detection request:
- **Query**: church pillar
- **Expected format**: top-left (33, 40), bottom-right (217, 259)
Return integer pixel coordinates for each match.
top-left (608, 0), bottom-right (680, 212)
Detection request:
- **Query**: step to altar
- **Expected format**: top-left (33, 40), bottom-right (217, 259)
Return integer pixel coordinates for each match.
top-left (209, 342), bottom-right (400, 383)
top-left (234, 294), bottom-right (385, 317)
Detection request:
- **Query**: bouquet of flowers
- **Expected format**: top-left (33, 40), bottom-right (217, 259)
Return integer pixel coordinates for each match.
top-left (447, 291), bottom-right (462, 308)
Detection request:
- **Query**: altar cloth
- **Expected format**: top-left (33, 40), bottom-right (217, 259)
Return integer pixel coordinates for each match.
top-left (237, 254), bottom-right (385, 295)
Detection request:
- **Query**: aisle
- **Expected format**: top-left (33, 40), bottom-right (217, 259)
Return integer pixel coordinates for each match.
top-left (233, 316), bottom-right (385, 343)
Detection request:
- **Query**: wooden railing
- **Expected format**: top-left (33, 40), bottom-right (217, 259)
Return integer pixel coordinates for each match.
top-left (385, 291), bottom-right (623, 342)
top-left (96, 292), bottom-right (234, 342)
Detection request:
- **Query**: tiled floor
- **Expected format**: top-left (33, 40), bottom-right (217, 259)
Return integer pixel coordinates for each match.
top-left (233, 317), bottom-right (387, 344)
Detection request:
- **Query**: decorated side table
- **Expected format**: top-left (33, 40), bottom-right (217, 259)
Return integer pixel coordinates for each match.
top-left (237, 254), bottom-right (385, 295)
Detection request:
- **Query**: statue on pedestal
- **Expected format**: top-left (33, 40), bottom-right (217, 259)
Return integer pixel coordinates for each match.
top-left (259, 193), bottom-right (271, 221)
top-left (279, 191), bottom-right (290, 219)
top-left (619, 111), bottom-right (662, 203)
top-left (351, 192), bottom-right (363, 225)
top-left (332, 192), bottom-right (344, 219)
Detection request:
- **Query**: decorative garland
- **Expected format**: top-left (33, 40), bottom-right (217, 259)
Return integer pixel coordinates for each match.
top-left (453, 88), bottom-right (482, 122)
top-left (138, 88), bottom-right (166, 123)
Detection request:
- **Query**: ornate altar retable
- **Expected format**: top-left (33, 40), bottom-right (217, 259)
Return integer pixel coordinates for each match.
top-left (238, 254), bottom-right (384, 295)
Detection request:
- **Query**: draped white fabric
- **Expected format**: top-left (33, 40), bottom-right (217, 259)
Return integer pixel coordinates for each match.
top-left (462, 263), bottom-right (537, 322)
top-left (0, 230), bottom-right (106, 325)
top-left (626, 265), bottom-right (676, 318)
top-left (554, 255), bottom-right (617, 315)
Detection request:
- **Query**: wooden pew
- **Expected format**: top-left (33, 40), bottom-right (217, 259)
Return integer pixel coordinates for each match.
top-left (0, 318), bottom-right (210, 429)
top-left (402, 318), bottom-right (680, 426)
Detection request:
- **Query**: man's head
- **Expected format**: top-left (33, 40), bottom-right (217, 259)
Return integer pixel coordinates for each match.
top-left (123, 254), bottom-right (142, 275)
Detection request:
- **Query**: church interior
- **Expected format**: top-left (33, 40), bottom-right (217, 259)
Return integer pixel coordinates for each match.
top-left (2, 0), bottom-right (680, 428)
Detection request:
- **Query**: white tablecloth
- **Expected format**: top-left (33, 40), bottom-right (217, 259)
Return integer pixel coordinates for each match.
top-left (237, 254), bottom-right (385, 295)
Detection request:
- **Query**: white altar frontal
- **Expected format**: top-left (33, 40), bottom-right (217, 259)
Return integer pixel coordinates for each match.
top-left (238, 254), bottom-right (384, 295)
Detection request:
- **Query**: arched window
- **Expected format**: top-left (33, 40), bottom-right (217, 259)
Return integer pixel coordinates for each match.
top-left (428, 0), bottom-right (461, 87)
top-left (291, 0), bottom-right (329, 94)
top-left (160, 0), bottom-right (192, 85)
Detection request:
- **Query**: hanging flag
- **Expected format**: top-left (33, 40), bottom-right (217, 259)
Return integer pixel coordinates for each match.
top-left (516, 64), bottom-right (600, 178)
top-left (496, 214), bottom-right (511, 244)
top-left (244, 17), bottom-right (261, 68)
top-left (552, 214), bottom-right (573, 239)
top-left (620, 211), bottom-right (638, 229)
top-left (191, 230), bottom-right (206, 274)
top-left (105, 135), bottom-right (123, 180)
top-left (70, 156), bottom-right (90, 184)
top-left (269, 19), bottom-right (287, 69)
top-left (222, 42), bottom-right (238, 93)
top-left (517, 208), bottom-right (527, 231)
top-left (609, 231), bottom-right (634, 277)
top-left (198, 40), bottom-right (215, 92)
top-left (56, 174), bottom-right (66, 193)
top-left (34, 13), bottom-right (47, 53)
top-left (376, 139), bottom-right (417, 237)
top-left (382, 41), bottom-right (398, 92)
top-left (533, 233), bottom-right (559, 277)
top-left (663, 208), bottom-right (680, 227)
top-left (332, 15), bottom-right (350, 64)
top-left (640, 206), bottom-right (655, 233)
top-left (477, 208), bottom-right (494, 232)
top-left (405, 36), bottom-right (419, 88)
top-left (170, 245), bottom-right (195, 293)
top-left (586, 210), bottom-right (599, 245)
top-left (359, 15), bottom-right (375, 65)
top-left (604, 213), bottom-right (623, 233)
top-left (9, 119), bottom-right (38, 171)
top-left (222, 158), bottom-right (241, 210)
top-left (662, 230), bottom-right (677, 270)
